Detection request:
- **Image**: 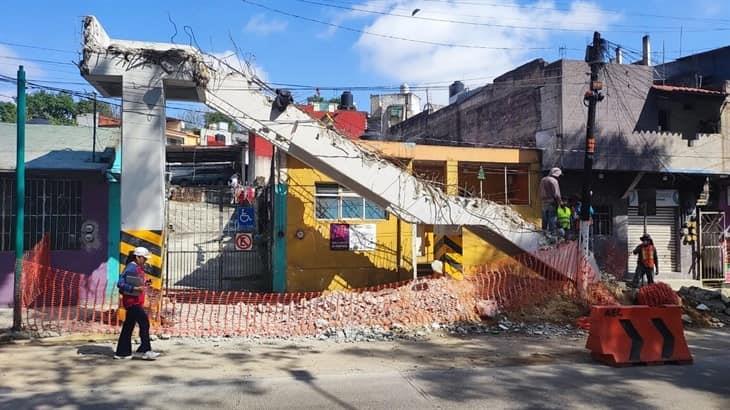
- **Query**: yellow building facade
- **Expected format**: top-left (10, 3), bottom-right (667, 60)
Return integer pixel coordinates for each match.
top-left (285, 141), bottom-right (542, 292)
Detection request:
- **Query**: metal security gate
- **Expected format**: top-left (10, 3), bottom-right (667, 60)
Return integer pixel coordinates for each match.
top-left (628, 207), bottom-right (678, 273)
top-left (165, 186), bottom-right (271, 291)
top-left (699, 210), bottom-right (725, 283)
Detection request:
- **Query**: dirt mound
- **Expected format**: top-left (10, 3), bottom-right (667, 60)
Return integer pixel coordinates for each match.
top-left (507, 294), bottom-right (590, 325)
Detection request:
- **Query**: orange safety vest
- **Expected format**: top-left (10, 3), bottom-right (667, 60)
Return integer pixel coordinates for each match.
top-left (641, 245), bottom-right (656, 269)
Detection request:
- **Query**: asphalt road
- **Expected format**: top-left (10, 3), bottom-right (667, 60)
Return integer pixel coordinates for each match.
top-left (1, 328), bottom-right (728, 409)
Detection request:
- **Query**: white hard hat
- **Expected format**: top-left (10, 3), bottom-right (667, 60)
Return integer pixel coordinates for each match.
top-left (550, 167), bottom-right (562, 177)
top-left (133, 247), bottom-right (151, 258)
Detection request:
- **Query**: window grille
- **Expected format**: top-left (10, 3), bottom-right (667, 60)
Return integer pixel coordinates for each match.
top-left (315, 184), bottom-right (387, 220)
top-left (0, 177), bottom-right (82, 251)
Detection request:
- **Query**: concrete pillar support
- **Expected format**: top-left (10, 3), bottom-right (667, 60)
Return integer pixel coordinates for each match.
top-left (120, 73), bottom-right (166, 231)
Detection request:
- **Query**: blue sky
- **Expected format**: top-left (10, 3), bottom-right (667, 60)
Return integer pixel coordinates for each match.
top-left (2, 0), bottom-right (730, 118)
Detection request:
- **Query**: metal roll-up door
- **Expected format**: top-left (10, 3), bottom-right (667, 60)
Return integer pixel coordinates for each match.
top-left (627, 207), bottom-right (678, 273)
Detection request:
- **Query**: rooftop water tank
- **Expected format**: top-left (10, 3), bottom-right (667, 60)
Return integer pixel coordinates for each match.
top-left (339, 90), bottom-right (354, 110)
top-left (449, 81), bottom-right (465, 99)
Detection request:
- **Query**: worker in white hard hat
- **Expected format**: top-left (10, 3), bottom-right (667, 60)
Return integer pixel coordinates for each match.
top-left (539, 167), bottom-right (563, 236)
top-left (114, 246), bottom-right (161, 361)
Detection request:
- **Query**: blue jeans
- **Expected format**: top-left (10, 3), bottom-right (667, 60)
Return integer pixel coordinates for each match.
top-left (542, 204), bottom-right (557, 234)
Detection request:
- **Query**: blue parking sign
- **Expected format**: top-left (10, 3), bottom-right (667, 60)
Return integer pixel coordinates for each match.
top-left (237, 206), bottom-right (255, 231)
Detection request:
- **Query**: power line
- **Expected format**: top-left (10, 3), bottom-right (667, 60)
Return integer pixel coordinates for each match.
top-left (349, 0), bottom-right (730, 24)
top-left (240, 0), bottom-right (580, 51)
top-left (296, 0), bottom-right (729, 33)
top-left (0, 40), bottom-right (78, 54)
top-left (316, 0), bottom-right (708, 31)
top-left (0, 52), bottom-right (578, 93)
top-left (0, 55), bottom-right (77, 66)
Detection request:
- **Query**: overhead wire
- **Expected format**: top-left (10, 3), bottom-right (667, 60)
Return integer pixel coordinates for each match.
top-left (1, 37), bottom-right (725, 166)
top-left (297, 0), bottom-right (730, 33)
top-left (0, 55), bottom-right (77, 66)
top-left (315, 0), bottom-right (708, 31)
top-left (0, 40), bottom-right (79, 54)
top-left (357, 0), bottom-right (730, 24)
top-left (240, 0), bottom-right (581, 51)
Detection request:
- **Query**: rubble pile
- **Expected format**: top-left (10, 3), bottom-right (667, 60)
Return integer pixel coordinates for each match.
top-left (311, 318), bottom-right (586, 343)
top-left (597, 273), bottom-right (634, 305)
top-left (677, 286), bottom-right (730, 328)
top-left (160, 276), bottom-right (481, 338)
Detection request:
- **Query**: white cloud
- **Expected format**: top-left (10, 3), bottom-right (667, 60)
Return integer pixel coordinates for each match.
top-left (0, 45), bottom-right (45, 102)
top-left (244, 14), bottom-right (288, 36)
top-left (696, 0), bottom-right (724, 17)
top-left (336, 1), bottom-right (621, 104)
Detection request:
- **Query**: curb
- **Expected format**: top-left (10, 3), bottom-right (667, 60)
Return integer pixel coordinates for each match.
top-left (0, 332), bottom-right (118, 346)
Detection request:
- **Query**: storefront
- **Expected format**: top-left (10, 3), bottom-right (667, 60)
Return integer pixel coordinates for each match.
top-left (626, 190), bottom-right (680, 274)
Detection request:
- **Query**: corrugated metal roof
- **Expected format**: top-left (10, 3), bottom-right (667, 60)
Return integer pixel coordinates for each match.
top-left (0, 122), bottom-right (120, 171)
top-left (652, 84), bottom-right (726, 96)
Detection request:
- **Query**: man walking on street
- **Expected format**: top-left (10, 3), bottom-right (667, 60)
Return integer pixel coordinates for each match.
top-left (540, 167), bottom-right (562, 235)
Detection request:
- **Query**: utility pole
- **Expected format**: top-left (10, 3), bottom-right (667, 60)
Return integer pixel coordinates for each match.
top-left (580, 33), bottom-right (606, 263)
top-left (92, 94), bottom-right (97, 162)
top-left (13, 66), bottom-right (26, 331)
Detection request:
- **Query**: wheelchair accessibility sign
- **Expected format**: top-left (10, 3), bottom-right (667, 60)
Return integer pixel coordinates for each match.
top-left (237, 206), bottom-right (255, 231)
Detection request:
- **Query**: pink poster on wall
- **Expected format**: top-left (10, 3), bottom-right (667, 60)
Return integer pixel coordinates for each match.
top-left (330, 223), bottom-right (349, 250)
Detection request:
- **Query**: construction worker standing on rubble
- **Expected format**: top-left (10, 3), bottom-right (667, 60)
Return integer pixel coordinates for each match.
top-left (556, 201), bottom-right (572, 239)
top-left (632, 234), bottom-right (659, 287)
top-left (539, 167), bottom-right (562, 235)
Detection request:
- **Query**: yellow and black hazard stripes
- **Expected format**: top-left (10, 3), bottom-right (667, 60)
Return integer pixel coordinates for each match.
top-left (120, 229), bottom-right (164, 290)
top-left (435, 234), bottom-right (463, 280)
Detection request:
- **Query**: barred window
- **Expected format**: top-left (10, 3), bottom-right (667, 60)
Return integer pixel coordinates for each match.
top-left (315, 184), bottom-right (387, 220)
top-left (593, 206), bottom-right (612, 236)
top-left (0, 177), bottom-right (83, 251)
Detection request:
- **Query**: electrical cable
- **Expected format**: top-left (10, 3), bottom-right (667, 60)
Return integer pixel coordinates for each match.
top-left (350, 0), bottom-right (730, 24)
top-left (297, 0), bottom-right (730, 33)
top-left (240, 0), bottom-right (581, 51)
top-left (316, 0), bottom-right (710, 31)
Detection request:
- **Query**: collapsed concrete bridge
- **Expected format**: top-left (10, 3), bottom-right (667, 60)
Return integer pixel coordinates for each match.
top-left (80, 16), bottom-right (591, 287)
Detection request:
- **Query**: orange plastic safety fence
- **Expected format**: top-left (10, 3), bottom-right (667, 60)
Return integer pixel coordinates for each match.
top-left (20, 243), bottom-right (612, 338)
top-left (636, 282), bottom-right (680, 306)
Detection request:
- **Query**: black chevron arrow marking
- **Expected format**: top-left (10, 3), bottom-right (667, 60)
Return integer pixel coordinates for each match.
top-left (651, 318), bottom-right (675, 359)
top-left (620, 319), bottom-right (643, 362)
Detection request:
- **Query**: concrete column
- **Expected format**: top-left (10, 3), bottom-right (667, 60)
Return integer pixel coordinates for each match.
top-left (445, 160), bottom-right (459, 196)
top-left (120, 73), bottom-right (166, 231)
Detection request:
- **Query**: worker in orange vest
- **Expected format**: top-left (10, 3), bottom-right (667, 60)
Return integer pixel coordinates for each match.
top-left (632, 233), bottom-right (659, 287)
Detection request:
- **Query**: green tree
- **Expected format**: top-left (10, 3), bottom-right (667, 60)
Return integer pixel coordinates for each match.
top-left (204, 111), bottom-right (235, 127)
top-left (75, 99), bottom-right (113, 118)
top-left (0, 101), bottom-right (16, 123)
top-left (327, 97), bottom-right (341, 105)
top-left (306, 95), bottom-right (324, 103)
top-left (26, 91), bottom-right (75, 125)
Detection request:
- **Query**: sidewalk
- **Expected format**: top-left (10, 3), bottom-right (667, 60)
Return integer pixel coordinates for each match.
top-left (0, 327), bottom-right (728, 409)
top-left (0, 308), bottom-right (11, 330)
